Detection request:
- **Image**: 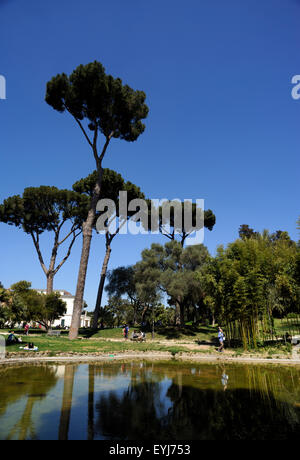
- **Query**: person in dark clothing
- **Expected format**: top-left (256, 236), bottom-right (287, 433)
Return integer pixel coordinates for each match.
top-left (6, 331), bottom-right (21, 345)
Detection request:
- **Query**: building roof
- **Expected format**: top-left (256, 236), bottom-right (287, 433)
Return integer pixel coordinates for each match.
top-left (36, 289), bottom-right (74, 298)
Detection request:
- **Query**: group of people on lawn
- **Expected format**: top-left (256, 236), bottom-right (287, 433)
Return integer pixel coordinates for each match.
top-left (122, 324), bottom-right (146, 341)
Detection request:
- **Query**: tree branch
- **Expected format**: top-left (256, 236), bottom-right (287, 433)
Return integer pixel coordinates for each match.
top-left (58, 223), bottom-right (80, 246)
top-left (30, 231), bottom-right (48, 275)
top-left (53, 230), bottom-right (82, 275)
top-left (99, 131), bottom-right (114, 164)
top-left (63, 103), bottom-right (93, 148)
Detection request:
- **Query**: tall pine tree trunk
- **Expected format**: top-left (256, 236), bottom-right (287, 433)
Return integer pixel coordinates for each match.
top-left (92, 242), bottom-right (112, 329)
top-left (46, 273), bottom-right (54, 295)
top-left (69, 177), bottom-right (102, 340)
top-left (69, 132), bottom-right (113, 340)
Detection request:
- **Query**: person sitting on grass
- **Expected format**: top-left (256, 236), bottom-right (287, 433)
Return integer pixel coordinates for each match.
top-left (138, 331), bottom-right (145, 341)
top-left (6, 331), bottom-right (22, 345)
top-left (131, 330), bottom-right (139, 339)
top-left (22, 343), bottom-right (38, 351)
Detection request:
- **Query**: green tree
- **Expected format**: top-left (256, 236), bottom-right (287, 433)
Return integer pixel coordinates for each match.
top-left (135, 241), bottom-right (210, 326)
top-left (105, 266), bottom-right (142, 325)
top-left (0, 283), bottom-right (11, 327)
top-left (10, 282), bottom-right (67, 330)
top-left (45, 61), bottom-right (148, 339)
top-left (151, 201), bottom-right (215, 247)
top-left (0, 187), bottom-right (86, 293)
top-left (105, 296), bottom-right (134, 327)
top-left (238, 224), bottom-right (258, 240)
top-left (149, 203), bottom-right (215, 323)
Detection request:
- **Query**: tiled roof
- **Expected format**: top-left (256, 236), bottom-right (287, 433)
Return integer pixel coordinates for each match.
top-left (36, 289), bottom-right (74, 297)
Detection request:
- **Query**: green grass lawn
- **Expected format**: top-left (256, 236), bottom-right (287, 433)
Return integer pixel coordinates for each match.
top-left (0, 324), bottom-right (217, 357)
top-left (1, 320), bottom-right (298, 358)
top-left (0, 324), bottom-right (218, 342)
top-left (2, 333), bottom-right (190, 356)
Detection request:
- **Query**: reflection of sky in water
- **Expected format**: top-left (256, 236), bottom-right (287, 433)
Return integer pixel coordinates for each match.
top-left (0, 361), bottom-right (299, 440)
top-left (153, 377), bottom-right (173, 417)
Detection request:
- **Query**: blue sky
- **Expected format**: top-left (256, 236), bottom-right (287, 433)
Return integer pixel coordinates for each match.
top-left (0, 0), bottom-right (299, 310)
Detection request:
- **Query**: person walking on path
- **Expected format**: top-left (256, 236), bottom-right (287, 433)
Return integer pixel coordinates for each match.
top-left (217, 327), bottom-right (225, 352)
top-left (24, 323), bottom-right (30, 336)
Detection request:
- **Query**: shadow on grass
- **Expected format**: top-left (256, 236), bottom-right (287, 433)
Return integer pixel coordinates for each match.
top-left (79, 327), bottom-right (102, 339)
top-left (156, 324), bottom-right (217, 340)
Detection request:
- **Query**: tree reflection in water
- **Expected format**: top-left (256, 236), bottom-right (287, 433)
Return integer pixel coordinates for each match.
top-left (0, 361), bottom-right (299, 440)
top-left (58, 365), bottom-right (77, 440)
top-left (92, 362), bottom-right (300, 440)
top-left (0, 365), bottom-right (59, 440)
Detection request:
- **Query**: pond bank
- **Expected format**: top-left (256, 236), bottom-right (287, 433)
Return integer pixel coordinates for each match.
top-left (1, 350), bottom-right (300, 366)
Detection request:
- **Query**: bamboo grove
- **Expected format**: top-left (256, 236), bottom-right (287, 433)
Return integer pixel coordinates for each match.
top-left (198, 228), bottom-right (300, 348)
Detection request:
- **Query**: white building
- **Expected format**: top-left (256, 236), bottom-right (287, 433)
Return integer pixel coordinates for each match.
top-left (36, 290), bottom-right (91, 329)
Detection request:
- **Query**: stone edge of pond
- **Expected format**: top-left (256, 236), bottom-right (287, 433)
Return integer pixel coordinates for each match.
top-left (0, 351), bottom-right (300, 366)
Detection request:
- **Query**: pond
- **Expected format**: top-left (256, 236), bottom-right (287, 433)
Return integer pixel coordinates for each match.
top-left (0, 360), bottom-right (299, 440)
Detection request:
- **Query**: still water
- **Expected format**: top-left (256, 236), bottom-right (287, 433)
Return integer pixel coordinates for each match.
top-left (0, 360), bottom-right (299, 440)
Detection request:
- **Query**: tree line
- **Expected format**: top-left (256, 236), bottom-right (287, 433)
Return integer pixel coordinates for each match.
top-left (102, 224), bottom-right (300, 348)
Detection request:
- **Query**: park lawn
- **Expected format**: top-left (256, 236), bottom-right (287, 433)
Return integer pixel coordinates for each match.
top-left (4, 334), bottom-right (190, 356)
top-left (85, 324), bottom-right (218, 342)
top-left (2, 321), bottom-right (298, 359)
top-left (0, 324), bottom-right (219, 342)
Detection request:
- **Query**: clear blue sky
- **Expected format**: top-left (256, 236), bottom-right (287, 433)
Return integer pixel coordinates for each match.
top-left (0, 0), bottom-right (299, 310)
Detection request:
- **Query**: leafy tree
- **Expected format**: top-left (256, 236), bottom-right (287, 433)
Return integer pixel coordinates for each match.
top-left (105, 266), bottom-right (142, 325)
top-left (105, 263), bottom-right (161, 326)
top-left (134, 241), bottom-right (210, 326)
top-left (0, 187), bottom-right (87, 293)
top-left (105, 296), bottom-right (134, 327)
top-left (195, 257), bottom-right (221, 325)
top-left (0, 283), bottom-right (11, 328)
top-left (9, 281), bottom-right (67, 330)
top-left (45, 61), bottom-right (148, 339)
top-left (151, 201), bottom-right (215, 247)
top-left (238, 224), bottom-right (258, 240)
top-left (147, 204), bottom-right (215, 323)
top-left (38, 292), bottom-right (67, 330)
